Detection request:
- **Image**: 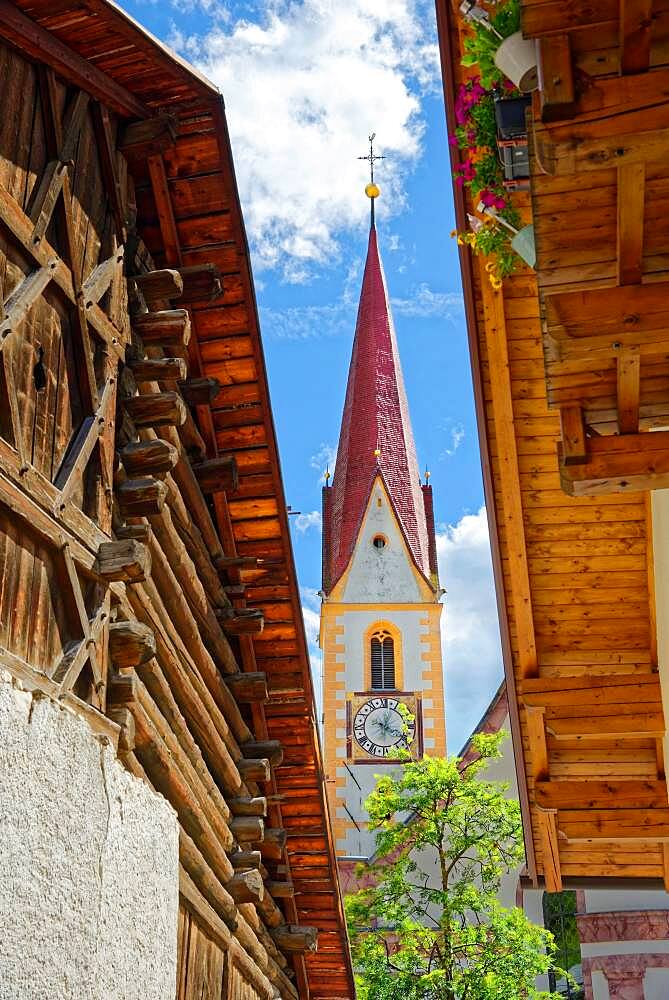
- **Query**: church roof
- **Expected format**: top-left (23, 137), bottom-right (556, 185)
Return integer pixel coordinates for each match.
top-left (326, 225), bottom-right (432, 589)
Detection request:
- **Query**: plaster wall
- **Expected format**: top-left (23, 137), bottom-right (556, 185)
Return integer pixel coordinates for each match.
top-left (0, 673), bottom-right (179, 1000)
top-left (340, 481), bottom-right (424, 604)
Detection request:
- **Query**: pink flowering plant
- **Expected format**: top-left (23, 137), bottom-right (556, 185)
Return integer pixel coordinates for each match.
top-left (451, 78), bottom-right (522, 285)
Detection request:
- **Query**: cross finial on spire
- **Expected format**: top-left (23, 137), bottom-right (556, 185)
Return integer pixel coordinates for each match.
top-left (358, 133), bottom-right (384, 226)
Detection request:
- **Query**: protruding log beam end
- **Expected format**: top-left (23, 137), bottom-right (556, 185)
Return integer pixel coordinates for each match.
top-left (128, 357), bottom-right (188, 382)
top-left (121, 439), bottom-right (179, 478)
top-left (217, 608), bottom-right (264, 636)
top-left (117, 477), bottom-right (168, 517)
top-left (95, 539), bottom-right (151, 583)
top-left (108, 706), bottom-right (136, 753)
top-left (108, 671), bottom-right (139, 706)
top-left (237, 758), bottom-right (271, 783)
top-left (108, 620), bottom-right (156, 670)
top-left (229, 796), bottom-right (267, 818)
top-left (230, 815), bottom-right (265, 844)
top-left (227, 870), bottom-right (264, 905)
top-left (260, 829), bottom-right (287, 861)
top-left (223, 584), bottom-right (246, 598)
top-left (178, 264), bottom-right (223, 302)
top-left (241, 740), bottom-right (283, 767)
top-left (266, 881), bottom-right (294, 899)
top-left (271, 925), bottom-right (318, 954)
top-left (192, 456), bottom-right (239, 494)
top-left (133, 270), bottom-right (184, 302)
top-left (229, 850), bottom-right (262, 871)
top-left (133, 308), bottom-right (191, 347)
top-left (115, 524), bottom-right (152, 543)
top-left (178, 376), bottom-right (222, 406)
top-left (224, 672), bottom-right (268, 704)
top-left (124, 391), bottom-right (187, 429)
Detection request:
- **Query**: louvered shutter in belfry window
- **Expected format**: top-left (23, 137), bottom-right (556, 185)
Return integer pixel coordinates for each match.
top-left (371, 633), bottom-right (395, 689)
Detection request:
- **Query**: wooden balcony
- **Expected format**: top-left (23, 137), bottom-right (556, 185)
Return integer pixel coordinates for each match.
top-left (525, 1), bottom-right (669, 494)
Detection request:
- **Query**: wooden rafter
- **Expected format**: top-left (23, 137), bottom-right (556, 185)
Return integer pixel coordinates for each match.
top-left (619, 0), bottom-right (653, 74)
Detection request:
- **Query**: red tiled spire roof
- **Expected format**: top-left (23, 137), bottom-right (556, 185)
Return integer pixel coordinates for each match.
top-left (324, 225), bottom-right (432, 590)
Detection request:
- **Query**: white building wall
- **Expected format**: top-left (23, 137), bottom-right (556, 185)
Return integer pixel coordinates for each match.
top-left (0, 673), bottom-right (179, 1000)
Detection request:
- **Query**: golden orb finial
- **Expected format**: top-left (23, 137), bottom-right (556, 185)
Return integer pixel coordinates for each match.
top-left (374, 447), bottom-right (381, 458)
top-left (365, 182), bottom-right (380, 199)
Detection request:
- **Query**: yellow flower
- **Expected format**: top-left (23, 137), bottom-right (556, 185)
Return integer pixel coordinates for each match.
top-left (485, 261), bottom-right (496, 272)
top-left (450, 230), bottom-right (457, 238)
top-left (490, 274), bottom-right (503, 291)
top-left (457, 235), bottom-right (465, 246)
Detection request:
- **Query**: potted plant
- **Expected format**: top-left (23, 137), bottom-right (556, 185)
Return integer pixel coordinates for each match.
top-left (460, 0), bottom-right (537, 92)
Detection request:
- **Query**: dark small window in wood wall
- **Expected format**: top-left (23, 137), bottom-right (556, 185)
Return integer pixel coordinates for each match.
top-left (371, 631), bottom-right (395, 690)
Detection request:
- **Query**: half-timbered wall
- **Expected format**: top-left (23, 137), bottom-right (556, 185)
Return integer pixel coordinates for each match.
top-left (0, 3), bottom-right (355, 996)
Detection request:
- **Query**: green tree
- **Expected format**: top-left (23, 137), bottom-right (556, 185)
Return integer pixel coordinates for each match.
top-left (346, 732), bottom-right (563, 1000)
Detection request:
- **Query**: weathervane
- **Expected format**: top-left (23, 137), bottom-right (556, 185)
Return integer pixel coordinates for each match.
top-left (358, 133), bottom-right (385, 225)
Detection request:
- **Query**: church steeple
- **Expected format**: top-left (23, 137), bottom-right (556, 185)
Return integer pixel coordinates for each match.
top-left (322, 216), bottom-right (437, 592)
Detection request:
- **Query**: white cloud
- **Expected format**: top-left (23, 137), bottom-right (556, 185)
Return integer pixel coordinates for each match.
top-left (293, 509), bottom-right (322, 533)
top-left (391, 283), bottom-right (464, 319)
top-left (436, 507), bottom-right (504, 754)
top-left (170, 0), bottom-right (439, 279)
top-left (301, 587), bottom-right (324, 723)
top-left (441, 423), bottom-right (465, 458)
top-left (310, 442), bottom-right (337, 484)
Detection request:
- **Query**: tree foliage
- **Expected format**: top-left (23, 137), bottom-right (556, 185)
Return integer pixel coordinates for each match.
top-left (346, 733), bottom-right (564, 1000)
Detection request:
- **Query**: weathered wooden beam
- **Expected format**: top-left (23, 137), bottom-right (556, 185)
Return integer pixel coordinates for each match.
top-left (230, 816), bottom-right (265, 843)
top-left (133, 307), bottom-right (190, 345)
top-left (218, 608), bottom-right (265, 636)
top-left (229, 850), bottom-right (262, 871)
top-left (266, 881), bottom-right (294, 899)
top-left (223, 584), bottom-right (247, 598)
top-left (95, 539), bottom-right (150, 582)
top-left (120, 116), bottom-right (178, 157)
top-left (620, 0), bottom-right (653, 74)
top-left (193, 456), bottom-right (239, 494)
top-left (178, 264), bottom-right (223, 302)
top-left (260, 828), bottom-right (287, 861)
top-left (559, 406), bottom-right (587, 466)
top-left (229, 796), bottom-right (267, 817)
top-left (121, 439), bottom-right (179, 478)
top-left (539, 36), bottom-right (575, 122)
top-left (525, 706), bottom-right (549, 783)
top-left (116, 524), bottom-right (152, 543)
top-left (179, 376), bottom-right (222, 406)
top-left (559, 430), bottom-right (669, 496)
top-left (0, 0), bottom-right (148, 119)
top-left (227, 870), bottom-right (264, 905)
top-left (547, 712), bottom-right (665, 738)
top-left (270, 925), bottom-right (318, 954)
top-left (238, 758), bottom-right (271, 783)
top-left (133, 271), bottom-right (184, 302)
top-left (224, 672), bottom-right (269, 704)
top-left (536, 123), bottom-right (669, 175)
top-left (117, 477), bottom-right (168, 517)
top-left (108, 620), bottom-right (156, 670)
top-left (124, 392), bottom-right (187, 428)
top-left (128, 357), bottom-right (188, 382)
top-left (108, 706), bottom-right (136, 753)
top-left (147, 153), bottom-right (182, 268)
top-left (242, 740), bottom-right (283, 766)
top-left (180, 834), bottom-right (238, 931)
top-left (107, 671), bottom-right (138, 706)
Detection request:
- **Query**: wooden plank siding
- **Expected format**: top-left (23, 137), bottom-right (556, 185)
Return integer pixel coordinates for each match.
top-left (436, 0), bottom-right (668, 889)
top-left (0, 2), bottom-right (354, 996)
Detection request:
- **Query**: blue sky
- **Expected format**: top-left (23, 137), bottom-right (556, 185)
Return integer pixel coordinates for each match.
top-left (119, 0), bottom-right (504, 751)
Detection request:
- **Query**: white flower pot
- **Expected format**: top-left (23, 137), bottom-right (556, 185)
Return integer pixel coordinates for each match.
top-left (494, 31), bottom-right (538, 92)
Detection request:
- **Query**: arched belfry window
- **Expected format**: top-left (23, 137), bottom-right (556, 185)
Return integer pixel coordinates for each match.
top-left (371, 630), bottom-right (396, 690)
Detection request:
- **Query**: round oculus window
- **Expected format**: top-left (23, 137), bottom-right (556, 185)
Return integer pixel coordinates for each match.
top-left (372, 535), bottom-right (386, 550)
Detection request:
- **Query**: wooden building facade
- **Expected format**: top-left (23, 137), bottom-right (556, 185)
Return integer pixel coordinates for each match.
top-left (436, 0), bottom-right (669, 895)
top-left (0, 1), bottom-right (354, 997)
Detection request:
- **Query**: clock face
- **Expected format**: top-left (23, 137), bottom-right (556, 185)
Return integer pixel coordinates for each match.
top-left (352, 696), bottom-right (416, 758)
